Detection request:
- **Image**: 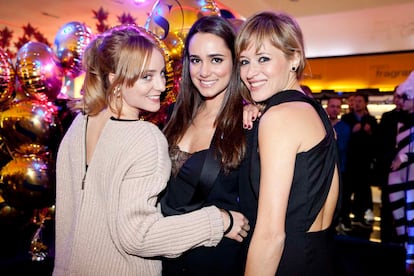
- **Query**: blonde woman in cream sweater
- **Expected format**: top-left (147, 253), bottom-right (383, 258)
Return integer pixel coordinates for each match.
top-left (53, 25), bottom-right (249, 276)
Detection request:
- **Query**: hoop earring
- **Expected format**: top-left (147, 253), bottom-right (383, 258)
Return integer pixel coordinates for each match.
top-left (114, 86), bottom-right (121, 98)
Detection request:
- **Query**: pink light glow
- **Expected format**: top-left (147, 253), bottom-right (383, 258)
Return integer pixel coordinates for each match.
top-left (132, 0), bottom-right (146, 4)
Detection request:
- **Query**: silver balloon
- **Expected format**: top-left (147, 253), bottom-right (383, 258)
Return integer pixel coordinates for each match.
top-left (0, 154), bottom-right (55, 210)
top-left (0, 99), bottom-right (63, 156)
top-left (15, 42), bottom-right (64, 101)
top-left (54, 21), bottom-right (93, 78)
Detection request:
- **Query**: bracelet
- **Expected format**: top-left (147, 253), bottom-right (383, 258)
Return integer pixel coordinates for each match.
top-left (223, 209), bottom-right (234, 235)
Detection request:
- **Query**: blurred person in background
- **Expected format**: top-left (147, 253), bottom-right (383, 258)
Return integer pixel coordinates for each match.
top-left (388, 72), bottom-right (414, 275)
top-left (376, 86), bottom-right (403, 243)
top-left (341, 93), bottom-right (378, 229)
top-left (326, 97), bottom-right (351, 233)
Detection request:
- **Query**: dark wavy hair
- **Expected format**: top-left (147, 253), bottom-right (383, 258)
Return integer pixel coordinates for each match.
top-left (163, 16), bottom-right (246, 172)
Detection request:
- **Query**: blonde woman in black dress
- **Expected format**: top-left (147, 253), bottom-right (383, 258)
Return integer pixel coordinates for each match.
top-left (236, 11), bottom-right (340, 276)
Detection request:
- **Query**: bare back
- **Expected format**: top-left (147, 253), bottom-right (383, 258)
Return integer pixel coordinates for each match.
top-left (251, 90), bottom-right (340, 275)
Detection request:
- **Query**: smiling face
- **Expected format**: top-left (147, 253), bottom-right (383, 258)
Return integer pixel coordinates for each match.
top-left (188, 32), bottom-right (233, 100)
top-left (120, 48), bottom-right (166, 117)
top-left (239, 40), bottom-right (297, 102)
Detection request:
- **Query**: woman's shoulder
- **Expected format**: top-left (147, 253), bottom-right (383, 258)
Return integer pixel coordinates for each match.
top-left (263, 100), bottom-right (310, 120)
top-left (110, 120), bottom-right (167, 147)
top-left (109, 119), bottom-right (163, 135)
top-left (259, 100), bottom-right (319, 142)
top-left (137, 121), bottom-right (166, 140)
top-left (69, 112), bottom-right (86, 126)
top-left (117, 121), bottom-right (170, 177)
top-left (61, 112), bottom-right (86, 138)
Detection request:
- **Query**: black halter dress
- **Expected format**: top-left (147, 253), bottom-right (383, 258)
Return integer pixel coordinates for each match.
top-left (244, 90), bottom-right (341, 276)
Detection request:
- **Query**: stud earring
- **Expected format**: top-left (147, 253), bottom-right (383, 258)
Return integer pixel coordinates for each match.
top-left (291, 66), bottom-right (297, 72)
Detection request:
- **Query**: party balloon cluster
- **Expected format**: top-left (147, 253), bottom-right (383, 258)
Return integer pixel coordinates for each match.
top-left (0, 21), bottom-right (93, 261)
top-left (0, 0), bottom-right (243, 262)
top-left (0, 21), bottom-right (93, 211)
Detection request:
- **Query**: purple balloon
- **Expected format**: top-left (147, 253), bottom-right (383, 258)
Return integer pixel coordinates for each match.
top-left (15, 42), bottom-right (64, 101)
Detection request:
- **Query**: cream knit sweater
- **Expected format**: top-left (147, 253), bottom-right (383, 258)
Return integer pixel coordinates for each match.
top-left (53, 114), bottom-right (224, 276)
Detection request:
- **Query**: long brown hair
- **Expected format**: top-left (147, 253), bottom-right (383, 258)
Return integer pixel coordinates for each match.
top-left (163, 16), bottom-right (246, 172)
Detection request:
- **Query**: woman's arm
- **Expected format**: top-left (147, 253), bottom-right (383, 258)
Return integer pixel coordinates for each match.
top-left (245, 106), bottom-right (299, 275)
top-left (117, 176), bottom-right (249, 258)
top-left (115, 124), bottom-right (249, 258)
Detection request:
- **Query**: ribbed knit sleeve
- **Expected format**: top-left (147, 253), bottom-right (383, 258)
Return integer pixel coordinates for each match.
top-left (113, 122), bottom-right (223, 258)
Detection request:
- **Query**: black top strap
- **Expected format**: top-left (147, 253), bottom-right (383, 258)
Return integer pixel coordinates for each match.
top-left (188, 139), bottom-right (221, 206)
top-left (160, 135), bottom-right (221, 215)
